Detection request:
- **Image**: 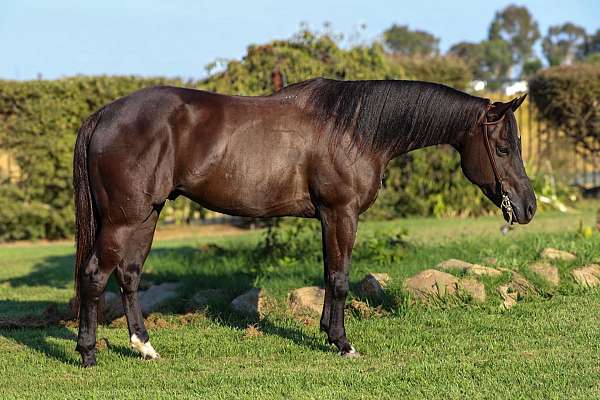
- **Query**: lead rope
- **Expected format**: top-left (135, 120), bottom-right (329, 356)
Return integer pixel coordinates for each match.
top-left (481, 112), bottom-right (513, 235)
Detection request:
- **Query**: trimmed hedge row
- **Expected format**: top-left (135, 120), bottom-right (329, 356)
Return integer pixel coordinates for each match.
top-left (0, 32), bottom-right (484, 241)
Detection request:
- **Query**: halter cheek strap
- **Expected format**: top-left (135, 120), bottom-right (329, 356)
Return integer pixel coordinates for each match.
top-left (481, 112), bottom-right (513, 226)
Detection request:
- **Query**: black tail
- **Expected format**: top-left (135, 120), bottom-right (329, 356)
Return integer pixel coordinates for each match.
top-left (73, 108), bottom-right (104, 314)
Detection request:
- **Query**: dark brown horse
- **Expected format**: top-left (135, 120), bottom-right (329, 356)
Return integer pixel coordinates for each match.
top-left (73, 78), bottom-right (536, 366)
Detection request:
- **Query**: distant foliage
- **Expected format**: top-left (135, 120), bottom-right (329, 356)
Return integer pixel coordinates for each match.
top-left (529, 64), bottom-right (600, 154)
top-left (383, 24), bottom-right (440, 57)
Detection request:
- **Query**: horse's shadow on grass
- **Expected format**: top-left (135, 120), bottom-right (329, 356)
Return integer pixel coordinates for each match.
top-left (0, 243), bottom-right (330, 364)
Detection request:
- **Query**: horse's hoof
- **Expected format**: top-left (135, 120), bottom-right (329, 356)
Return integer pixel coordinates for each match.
top-left (131, 334), bottom-right (160, 360)
top-left (340, 347), bottom-right (361, 358)
top-left (142, 352), bottom-right (161, 360)
top-left (81, 354), bottom-right (97, 367)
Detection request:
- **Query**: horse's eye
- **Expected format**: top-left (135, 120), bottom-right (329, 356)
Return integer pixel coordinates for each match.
top-left (496, 146), bottom-right (510, 157)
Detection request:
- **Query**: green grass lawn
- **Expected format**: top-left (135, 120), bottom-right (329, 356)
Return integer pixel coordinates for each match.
top-left (1, 205), bottom-right (600, 399)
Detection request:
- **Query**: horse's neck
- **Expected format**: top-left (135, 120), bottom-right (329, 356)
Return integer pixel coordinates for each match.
top-left (389, 127), bottom-right (461, 159)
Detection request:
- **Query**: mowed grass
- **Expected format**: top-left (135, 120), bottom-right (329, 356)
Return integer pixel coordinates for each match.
top-left (1, 204), bottom-right (600, 399)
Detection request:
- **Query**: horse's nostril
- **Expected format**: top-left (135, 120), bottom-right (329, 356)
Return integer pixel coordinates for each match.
top-left (526, 204), bottom-right (534, 220)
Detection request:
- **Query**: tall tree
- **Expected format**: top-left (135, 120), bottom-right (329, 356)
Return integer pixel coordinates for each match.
top-left (488, 5), bottom-right (540, 69)
top-left (542, 23), bottom-right (587, 66)
top-left (448, 40), bottom-right (512, 84)
top-left (383, 24), bottom-right (439, 57)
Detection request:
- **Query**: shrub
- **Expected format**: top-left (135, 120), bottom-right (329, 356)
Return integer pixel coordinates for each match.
top-left (529, 64), bottom-right (600, 154)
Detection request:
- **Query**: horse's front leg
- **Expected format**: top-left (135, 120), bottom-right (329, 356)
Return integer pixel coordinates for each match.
top-left (319, 205), bottom-right (359, 357)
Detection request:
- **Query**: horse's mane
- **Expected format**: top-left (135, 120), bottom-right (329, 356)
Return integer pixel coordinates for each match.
top-left (290, 78), bottom-right (489, 153)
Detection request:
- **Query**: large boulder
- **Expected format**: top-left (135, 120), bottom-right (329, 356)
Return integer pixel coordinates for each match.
top-left (404, 269), bottom-right (486, 303)
top-left (541, 248), bottom-right (576, 261)
top-left (230, 288), bottom-right (265, 318)
top-left (288, 286), bottom-right (325, 315)
top-left (528, 262), bottom-right (560, 286)
top-left (571, 264), bottom-right (600, 287)
top-left (355, 273), bottom-right (390, 300)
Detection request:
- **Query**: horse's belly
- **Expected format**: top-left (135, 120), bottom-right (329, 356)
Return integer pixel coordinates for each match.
top-left (182, 142), bottom-right (316, 218)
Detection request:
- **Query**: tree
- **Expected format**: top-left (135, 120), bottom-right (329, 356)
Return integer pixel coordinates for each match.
top-left (488, 5), bottom-right (540, 69)
top-left (542, 23), bottom-right (587, 66)
top-left (383, 24), bottom-right (439, 57)
top-left (521, 58), bottom-right (543, 78)
top-left (585, 29), bottom-right (600, 56)
top-left (448, 39), bottom-right (512, 84)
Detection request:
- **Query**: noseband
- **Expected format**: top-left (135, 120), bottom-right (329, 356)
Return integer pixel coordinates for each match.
top-left (481, 112), bottom-right (514, 226)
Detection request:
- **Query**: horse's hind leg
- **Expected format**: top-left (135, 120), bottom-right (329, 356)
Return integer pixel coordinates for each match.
top-left (76, 204), bottom-right (161, 366)
top-left (112, 208), bottom-right (161, 360)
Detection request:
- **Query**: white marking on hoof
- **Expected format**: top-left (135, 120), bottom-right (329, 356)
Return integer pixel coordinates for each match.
top-left (130, 334), bottom-right (160, 360)
top-left (340, 346), bottom-right (361, 358)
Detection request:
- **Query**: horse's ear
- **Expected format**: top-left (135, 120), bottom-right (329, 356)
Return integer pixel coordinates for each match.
top-left (511, 94), bottom-right (527, 111)
top-left (487, 100), bottom-right (513, 121)
top-left (487, 94), bottom-right (526, 120)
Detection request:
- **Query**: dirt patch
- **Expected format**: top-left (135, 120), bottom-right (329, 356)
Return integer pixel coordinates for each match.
top-left (242, 324), bottom-right (263, 339)
top-left (347, 299), bottom-right (388, 319)
top-left (96, 337), bottom-right (110, 351)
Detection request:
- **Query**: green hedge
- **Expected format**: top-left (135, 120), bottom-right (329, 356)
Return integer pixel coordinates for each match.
top-left (0, 31), bottom-right (486, 241)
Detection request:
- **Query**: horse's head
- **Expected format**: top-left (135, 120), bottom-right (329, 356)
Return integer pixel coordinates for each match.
top-left (459, 95), bottom-right (536, 224)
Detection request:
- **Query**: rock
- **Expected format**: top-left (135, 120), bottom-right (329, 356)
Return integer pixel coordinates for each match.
top-left (541, 248), bottom-right (576, 261)
top-left (355, 273), bottom-right (390, 300)
top-left (571, 264), bottom-right (600, 287)
top-left (436, 259), bottom-right (501, 277)
top-left (403, 269), bottom-right (485, 303)
top-left (103, 282), bottom-right (181, 321)
top-left (230, 288), bottom-right (265, 317)
top-left (460, 278), bottom-right (486, 302)
top-left (288, 286), bottom-right (325, 315)
top-left (496, 285), bottom-right (517, 309)
top-left (496, 272), bottom-right (537, 309)
top-left (468, 265), bottom-right (502, 278)
top-left (528, 262), bottom-right (560, 286)
top-left (103, 291), bottom-right (123, 321)
top-left (436, 259), bottom-right (472, 271)
top-left (139, 283), bottom-right (180, 315)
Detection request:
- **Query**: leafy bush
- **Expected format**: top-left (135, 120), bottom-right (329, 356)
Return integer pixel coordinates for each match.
top-left (367, 146), bottom-right (495, 219)
top-left (529, 64), bottom-right (600, 153)
top-left (0, 76), bottom-right (188, 240)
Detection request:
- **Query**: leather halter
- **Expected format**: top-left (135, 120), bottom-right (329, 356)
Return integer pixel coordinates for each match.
top-left (481, 110), bottom-right (514, 224)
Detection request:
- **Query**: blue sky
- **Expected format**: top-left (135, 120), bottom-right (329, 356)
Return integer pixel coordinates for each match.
top-left (2, 0), bottom-right (598, 80)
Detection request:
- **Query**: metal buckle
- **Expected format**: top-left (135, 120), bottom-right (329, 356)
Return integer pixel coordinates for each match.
top-left (500, 193), bottom-right (513, 235)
